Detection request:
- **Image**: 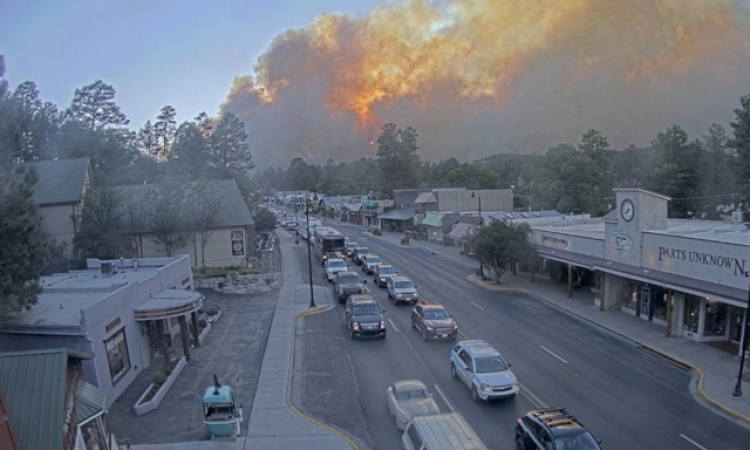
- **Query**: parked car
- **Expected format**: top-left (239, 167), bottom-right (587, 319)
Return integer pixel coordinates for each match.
top-left (351, 246), bottom-right (370, 265)
top-left (325, 258), bottom-right (349, 282)
top-left (515, 408), bottom-right (602, 450)
top-left (373, 264), bottom-right (397, 287)
top-left (387, 276), bottom-right (419, 305)
top-left (450, 340), bottom-right (518, 402)
top-left (386, 379), bottom-right (441, 430)
top-left (361, 254), bottom-right (383, 274)
top-left (345, 241), bottom-right (359, 257)
top-left (333, 271), bottom-right (368, 303)
top-left (411, 300), bottom-right (458, 341)
top-left (345, 294), bottom-right (386, 339)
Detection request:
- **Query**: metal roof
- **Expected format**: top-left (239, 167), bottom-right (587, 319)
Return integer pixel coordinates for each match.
top-left (76, 381), bottom-right (105, 425)
top-left (108, 179), bottom-right (254, 234)
top-left (415, 192), bottom-right (437, 204)
top-left (25, 158), bottom-right (90, 205)
top-left (0, 348), bottom-right (92, 450)
top-left (448, 223), bottom-right (475, 241)
top-left (379, 209), bottom-right (415, 221)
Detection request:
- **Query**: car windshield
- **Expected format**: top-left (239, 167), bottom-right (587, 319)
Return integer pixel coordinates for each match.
top-left (356, 248), bottom-right (369, 254)
top-left (395, 281), bottom-right (414, 289)
top-left (338, 276), bottom-right (361, 284)
top-left (475, 356), bottom-right (508, 373)
top-left (328, 260), bottom-right (346, 268)
top-left (353, 305), bottom-right (380, 315)
top-left (554, 431), bottom-right (600, 450)
top-left (424, 309), bottom-right (450, 320)
top-left (379, 267), bottom-right (396, 275)
top-left (347, 242), bottom-right (358, 249)
top-left (395, 389), bottom-right (428, 401)
top-left (367, 257), bottom-right (381, 264)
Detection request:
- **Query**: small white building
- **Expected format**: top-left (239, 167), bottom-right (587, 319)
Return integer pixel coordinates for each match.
top-left (0, 255), bottom-right (202, 408)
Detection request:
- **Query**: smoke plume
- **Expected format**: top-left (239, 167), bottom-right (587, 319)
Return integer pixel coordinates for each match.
top-left (221, 0), bottom-right (750, 168)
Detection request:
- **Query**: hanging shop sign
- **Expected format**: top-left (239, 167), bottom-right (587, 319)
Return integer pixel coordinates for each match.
top-left (231, 231), bottom-right (245, 256)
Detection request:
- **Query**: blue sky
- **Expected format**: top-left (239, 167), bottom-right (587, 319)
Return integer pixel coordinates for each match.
top-left (0, 0), bottom-right (384, 129)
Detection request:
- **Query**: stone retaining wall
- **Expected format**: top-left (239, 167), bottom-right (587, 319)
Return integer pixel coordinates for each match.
top-left (194, 271), bottom-right (282, 294)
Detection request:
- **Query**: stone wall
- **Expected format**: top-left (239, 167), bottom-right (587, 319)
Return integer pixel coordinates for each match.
top-left (194, 271), bottom-right (282, 294)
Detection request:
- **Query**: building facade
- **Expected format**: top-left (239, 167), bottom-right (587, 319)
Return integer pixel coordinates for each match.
top-left (531, 189), bottom-right (750, 350)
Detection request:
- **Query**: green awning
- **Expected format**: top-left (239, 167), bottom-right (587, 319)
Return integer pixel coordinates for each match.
top-left (76, 381), bottom-right (106, 425)
top-left (362, 200), bottom-right (378, 208)
top-left (421, 213), bottom-right (444, 227)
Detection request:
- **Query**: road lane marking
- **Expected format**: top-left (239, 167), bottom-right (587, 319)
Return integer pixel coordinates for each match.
top-left (540, 345), bottom-right (568, 364)
top-left (457, 331), bottom-right (468, 341)
top-left (433, 384), bottom-right (456, 413)
top-left (429, 275), bottom-right (440, 282)
top-left (519, 383), bottom-right (548, 409)
top-left (388, 318), bottom-right (399, 333)
top-left (401, 257), bottom-right (407, 262)
top-left (469, 301), bottom-right (485, 311)
top-left (680, 434), bottom-right (708, 450)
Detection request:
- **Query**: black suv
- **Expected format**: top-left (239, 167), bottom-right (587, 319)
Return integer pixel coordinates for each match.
top-left (333, 271), bottom-right (368, 303)
top-left (345, 294), bottom-right (386, 339)
top-left (516, 408), bottom-right (601, 450)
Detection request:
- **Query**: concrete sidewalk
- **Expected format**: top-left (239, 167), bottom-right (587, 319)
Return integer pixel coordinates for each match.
top-left (372, 230), bottom-right (750, 426)
top-left (243, 230), bottom-right (355, 450)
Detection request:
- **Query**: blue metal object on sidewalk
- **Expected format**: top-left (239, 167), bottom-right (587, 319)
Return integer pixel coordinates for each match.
top-left (203, 374), bottom-right (243, 438)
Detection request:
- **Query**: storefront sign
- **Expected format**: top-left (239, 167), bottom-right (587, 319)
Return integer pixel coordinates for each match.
top-left (610, 230), bottom-right (633, 251)
top-left (541, 235), bottom-right (569, 249)
top-left (231, 231), bottom-right (245, 256)
top-left (658, 246), bottom-right (749, 277)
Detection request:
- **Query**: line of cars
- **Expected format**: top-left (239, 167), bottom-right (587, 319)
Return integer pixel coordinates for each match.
top-left (326, 231), bottom-right (601, 449)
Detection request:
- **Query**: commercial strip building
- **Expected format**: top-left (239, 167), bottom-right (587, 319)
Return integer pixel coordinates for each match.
top-left (0, 255), bottom-right (202, 408)
top-left (531, 189), bottom-right (750, 351)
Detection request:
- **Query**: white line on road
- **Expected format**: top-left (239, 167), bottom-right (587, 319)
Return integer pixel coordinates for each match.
top-left (519, 383), bottom-right (548, 409)
top-left (388, 318), bottom-right (399, 333)
top-left (401, 257), bottom-right (407, 262)
top-left (469, 301), bottom-right (485, 311)
top-left (540, 345), bottom-right (568, 364)
top-left (680, 434), bottom-right (708, 450)
top-left (457, 331), bottom-right (468, 341)
top-left (433, 384), bottom-right (456, 413)
top-left (429, 275), bottom-right (440, 282)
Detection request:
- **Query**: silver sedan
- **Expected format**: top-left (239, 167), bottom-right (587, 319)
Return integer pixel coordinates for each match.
top-left (385, 379), bottom-right (441, 430)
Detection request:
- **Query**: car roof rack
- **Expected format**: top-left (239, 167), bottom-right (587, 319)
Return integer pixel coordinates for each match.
top-left (533, 408), bottom-right (580, 428)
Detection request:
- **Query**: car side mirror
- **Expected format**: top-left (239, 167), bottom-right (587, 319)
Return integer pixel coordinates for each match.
top-left (596, 439), bottom-right (602, 444)
top-left (363, 280), bottom-right (368, 284)
top-left (449, 313), bottom-right (454, 317)
top-left (508, 363), bottom-right (512, 367)
top-left (381, 309), bottom-right (386, 313)
top-left (414, 286), bottom-right (417, 289)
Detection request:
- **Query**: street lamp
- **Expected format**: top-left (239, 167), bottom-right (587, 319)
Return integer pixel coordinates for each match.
top-left (471, 191), bottom-right (484, 279)
top-left (731, 283), bottom-right (750, 397)
top-left (305, 191), bottom-right (316, 308)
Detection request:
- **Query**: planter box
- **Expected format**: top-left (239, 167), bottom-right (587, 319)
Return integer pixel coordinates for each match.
top-left (133, 356), bottom-right (187, 416)
top-left (198, 322), bottom-right (212, 345)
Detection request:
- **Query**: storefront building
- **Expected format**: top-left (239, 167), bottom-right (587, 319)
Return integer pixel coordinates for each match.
top-left (532, 189), bottom-right (750, 351)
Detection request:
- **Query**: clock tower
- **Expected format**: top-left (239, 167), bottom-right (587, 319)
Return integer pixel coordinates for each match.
top-left (604, 189), bottom-right (670, 266)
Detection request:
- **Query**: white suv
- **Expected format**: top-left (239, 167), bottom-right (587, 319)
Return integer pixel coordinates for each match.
top-left (450, 340), bottom-right (518, 402)
top-left (325, 258), bottom-right (349, 282)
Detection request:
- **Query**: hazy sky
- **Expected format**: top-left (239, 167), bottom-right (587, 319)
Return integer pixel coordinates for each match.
top-left (0, 0), bottom-right (383, 128)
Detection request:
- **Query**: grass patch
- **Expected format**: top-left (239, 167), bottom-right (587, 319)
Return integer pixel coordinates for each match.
top-left (193, 265), bottom-right (265, 279)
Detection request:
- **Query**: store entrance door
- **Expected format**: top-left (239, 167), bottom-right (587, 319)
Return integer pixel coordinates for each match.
top-left (730, 307), bottom-right (746, 343)
top-left (640, 287), bottom-right (651, 320)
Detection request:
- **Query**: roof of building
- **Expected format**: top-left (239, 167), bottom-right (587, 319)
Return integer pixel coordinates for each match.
top-left (448, 222), bottom-right (476, 240)
top-left (379, 209), bottom-right (415, 221)
top-left (0, 259), bottom-right (178, 332)
top-left (109, 179), bottom-right (253, 234)
top-left (0, 348), bottom-right (94, 450)
top-left (414, 192), bottom-right (437, 204)
top-left (25, 158), bottom-right (90, 206)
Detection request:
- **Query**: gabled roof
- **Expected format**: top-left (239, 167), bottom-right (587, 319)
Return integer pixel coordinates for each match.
top-left (25, 158), bottom-right (90, 206)
top-left (0, 348), bottom-right (93, 450)
top-left (109, 179), bottom-right (254, 233)
top-left (415, 192), bottom-right (437, 204)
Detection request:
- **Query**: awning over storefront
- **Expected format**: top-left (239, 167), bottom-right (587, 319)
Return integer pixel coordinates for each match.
top-left (448, 222), bottom-right (476, 240)
top-left (421, 213), bottom-right (444, 227)
top-left (76, 381), bottom-right (105, 425)
top-left (379, 209), bottom-right (415, 221)
top-left (536, 246), bottom-right (748, 307)
top-left (134, 289), bottom-right (204, 321)
top-left (362, 200), bottom-right (378, 208)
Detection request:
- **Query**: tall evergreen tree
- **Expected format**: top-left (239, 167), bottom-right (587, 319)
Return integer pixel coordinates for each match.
top-left (0, 165), bottom-right (48, 314)
top-left (375, 123), bottom-right (422, 196)
top-left (730, 93), bottom-right (750, 197)
top-left (578, 130), bottom-right (612, 215)
top-left (531, 143), bottom-right (599, 213)
top-left (155, 105), bottom-right (177, 162)
top-left (210, 112), bottom-right (253, 180)
top-left (65, 80), bottom-right (129, 130)
top-left (701, 124), bottom-right (735, 217)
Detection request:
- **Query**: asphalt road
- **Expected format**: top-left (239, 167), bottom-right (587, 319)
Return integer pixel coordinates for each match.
top-left (290, 222), bottom-right (750, 450)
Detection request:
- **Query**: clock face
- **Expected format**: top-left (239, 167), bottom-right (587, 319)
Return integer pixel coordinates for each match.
top-left (621, 199), bottom-right (635, 222)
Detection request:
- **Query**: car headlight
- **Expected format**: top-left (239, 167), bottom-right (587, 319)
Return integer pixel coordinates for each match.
top-left (512, 381), bottom-right (519, 389)
top-left (396, 293), bottom-right (404, 298)
top-left (426, 326), bottom-right (434, 332)
top-left (380, 278), bottom-right (386, 282)
top-left (480, 383), bottom-right (492, 394)
top-left (380, 321), bottom-right (386, 329)
top-left (452, 325), bottom-right (458, 330)
top-left (401, 417), bottom-right (408, 424)
top-left (352, 322), bottom-right (360, 329)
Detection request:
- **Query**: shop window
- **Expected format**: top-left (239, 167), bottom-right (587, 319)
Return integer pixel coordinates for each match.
top-left (703, 300), bottom-right (728, 337)
top-left (618, 279), bottom-right (638, 309)
top-left (652, 290), bottom-right (667, 321)
top-left (105, 329), bottom-right (131, 385)
top-left (683, 296), bottom-right (700, 333)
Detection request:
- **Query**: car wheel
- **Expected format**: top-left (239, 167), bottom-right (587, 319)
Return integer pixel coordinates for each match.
top-left (470, 385), bottom-right (480, 402)
top-left (515, 436), bottom-right (525, 450)
top-left (421, 328), bottom-right (427, 341)
top-left (450, 363), bottom-right (457, 379)
top-left (411, 318), bottom-right (416, 329)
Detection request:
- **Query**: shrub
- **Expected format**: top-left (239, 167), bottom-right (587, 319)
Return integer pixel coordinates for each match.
top-left (198, 319), bottom-right (208, 328)
top-left (163, 366), bottom-right (173, 377)
top-left (205, 307), bottom-right (219, 316)
top-left (153, 371), bottom-right (167, 386)
top-left (371, 228), bottom-right (382, 236)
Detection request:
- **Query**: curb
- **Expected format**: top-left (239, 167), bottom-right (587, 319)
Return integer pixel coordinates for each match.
top-left (290, 304), bottom-right (362, 450)
top-left (466, 274), bottom-right (530, 294)
top-left (640, 343), bottom-right (750, 426)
